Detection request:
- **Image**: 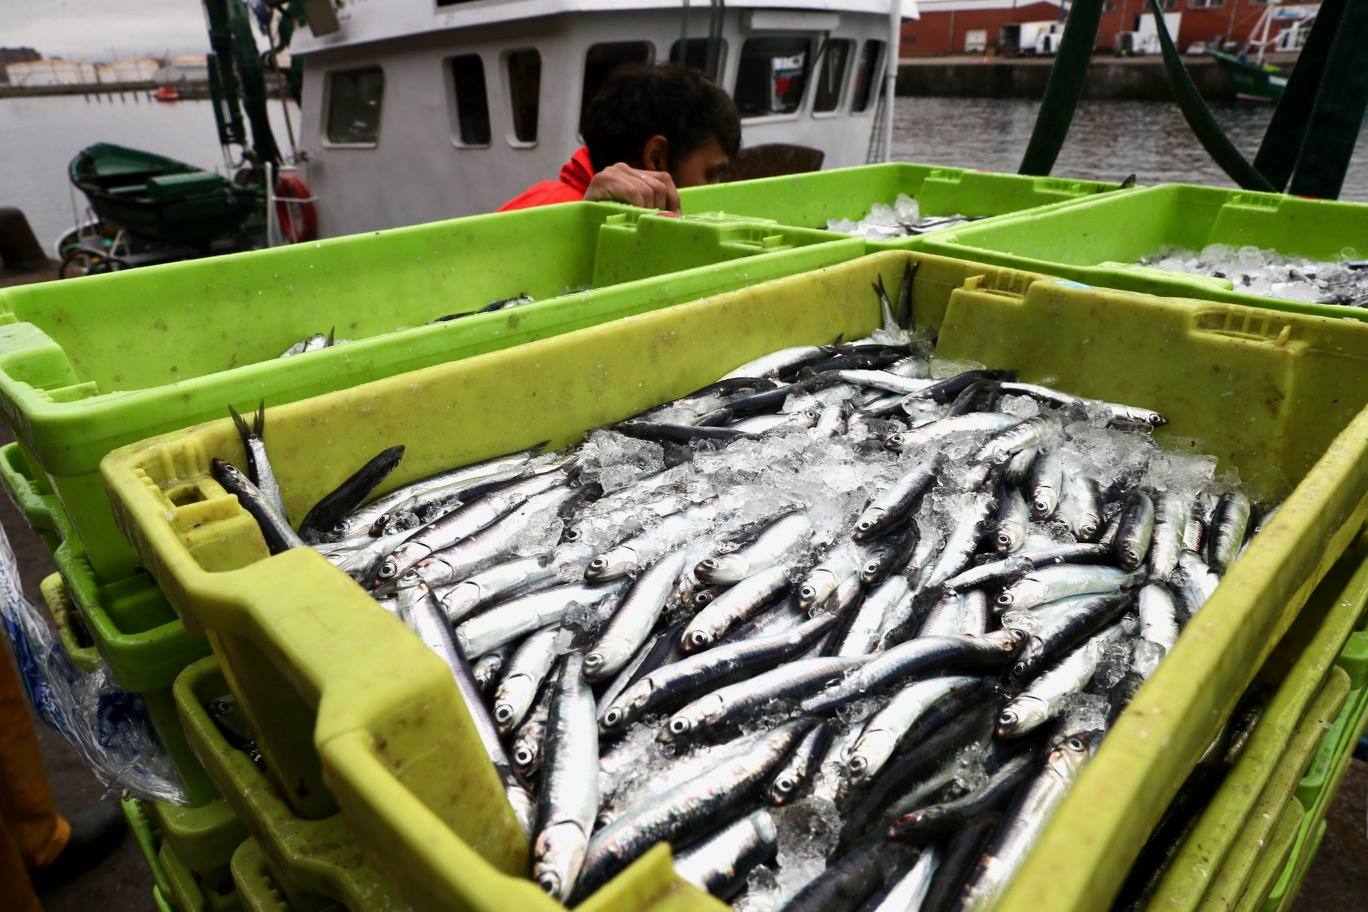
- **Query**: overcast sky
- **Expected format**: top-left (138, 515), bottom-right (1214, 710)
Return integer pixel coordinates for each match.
top-left (6, 0), bottom-right (213, 59)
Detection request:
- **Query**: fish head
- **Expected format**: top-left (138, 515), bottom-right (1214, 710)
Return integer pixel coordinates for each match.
top-left (853, 507), bottom-right (887, 541)
top-left (695, 555), bottom-right (746, 585)
top-left (995, 528), bottom-right (1019, 551)
top-left (884, 433), bottom-right (907, 452)
top-left (532, 821), bottom-right (589, 901)
top-left (600, 682), bottom-right (652, 733)
top-left (1010, 637), bottom-right (1046, 679)
top-left (660, 695), bottom-right (723, 744)
top-left (439, 583), bottom-right (482, 622)
top-left (512, 739), bottom-right (541, 776)
top-left (692, 587), bottom-right (720, 608)
top-left (681, 625), bottom-right (715, 653)
top-left (846, 731), bottom-right (895, 781)
top-left (797, 570), bottom-right (836, 611)
top-left (996, 695), bottom-right (1050, 738)
top-left (492, 678), bottom-right (535, 733)
top-left (585, 547), bottom-right (635, 581)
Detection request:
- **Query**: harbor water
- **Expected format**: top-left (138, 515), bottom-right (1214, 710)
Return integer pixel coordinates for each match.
top-left (2, 93), bottom-right (1366, 250)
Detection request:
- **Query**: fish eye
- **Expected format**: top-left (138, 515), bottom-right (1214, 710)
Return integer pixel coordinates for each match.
top-left (1067, 736), bottom-right (1086, 751)
top-left (998, 710), bottom-right (1017, 726)
top-left (668, 717), bottom-right (691, 735)
top-left (995, 593), bottom-right (1013, 606)
top-left (535, 873), bottom-right (560, 896)
top-left (602, 708), bottom-right (623, 727)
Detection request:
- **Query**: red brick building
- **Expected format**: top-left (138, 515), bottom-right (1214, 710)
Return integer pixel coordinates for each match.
top-left (901, 0), bottom-right (1278, 56)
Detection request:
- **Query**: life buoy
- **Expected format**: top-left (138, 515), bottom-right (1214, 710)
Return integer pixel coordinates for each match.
top-left (274, 173), bottom-right (318, 243)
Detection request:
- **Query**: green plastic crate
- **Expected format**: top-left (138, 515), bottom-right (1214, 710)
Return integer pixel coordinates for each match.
top-left (125, 794), bottom-right (242, 912)
top-left (233, 839), bottom-right (341, 912)
top-left (176, 656), bottom-right (412, 912)
top-left (0, 203), bottom-right (860, 580)
top-left (678, 162), bottom-right (1121, 248)
top-left (1146, 531), bottom-right (1368, 910)
top-left (152, 798), bottom-right (250, 877)
top-left (103, 251), bottom-right (1368, 912)
top-left (38, 571), bottom-right (99, 674)
top-left (917, 183), bottom-right (1368, 323)
top-left (125, 795), bottom-right (177, 903)
top-left (0, 443), bottom-right (216, 802)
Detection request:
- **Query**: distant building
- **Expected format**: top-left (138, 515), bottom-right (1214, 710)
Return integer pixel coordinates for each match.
top-left (0, 47), bottom-right (41, 84)
top-left (4, 58), bottom-right (98, 86)
top-left (901, 0), bottom-right (1315, 56)
top-left (155, 54), bottom-right (209, 83)
top-left (108, 57), bottom-right (161, 81)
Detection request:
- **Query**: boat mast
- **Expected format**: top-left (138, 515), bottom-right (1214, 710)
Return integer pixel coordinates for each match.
top-left (882, 0), bottom-right (900, 163)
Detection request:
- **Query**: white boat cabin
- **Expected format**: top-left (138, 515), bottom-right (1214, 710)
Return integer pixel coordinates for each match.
top-left (290, 0), bottom-right (898, 236)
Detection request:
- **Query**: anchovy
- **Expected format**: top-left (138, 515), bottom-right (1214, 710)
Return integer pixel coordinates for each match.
top-left (672, 810), bottom-right (777, 900)
top-left (229, 401), bottom-right (289, 522)
top-left (996, 381), bottom-right (1167, 429)
top-left (1008, 592), bottom-right (1131, 681)
top-left (994, 564), bottom-right (1139, 612)
top-left (993, 484), bottom-right (1029, 554)
top-left (1114, 491), bottom-right (1155, 570)
top-left (328, 445), bottom-right (543, 541)
top-left (860, 522), bottom-right (921, 585)
top-left (1206, 490), bottom-right (1251, 574)
top-left (682, 564), bottom-right (791, 652)
top-left (974, 416), bottom-right (1055, 465)
top-left (1025, 450), bottom-right (1063, 520)
top-left (600, 613), bottom-right (836, 733)
top-left (1138, 582), bottom-right (1180, 654)
top-left (1005, 447), bottom-right (1037, 486)
top-left (323, 528), bottom-right (410, 582)
top-left (1170, 549), bottom-right (1221, 616)
top-left (768, 720), bottom-right (834, 805)
top-left (695, 511), bottom-right (812, 585)
top-left (434, 554), bottom-right (556, 624)
top-left (905, 370), bottom-right (1015, 404)
top-left (454, 579), bottom-right (627, 658)
top-left (472, 645), bottom-right (508, 694)
top-left (885, 413), bottom-right (1020, 453)
top-left (922, 814), bottom-right (999, 912)
top-left (855, 462), bottom-right (939, 541)
top-left (584, 550), bottom-right (688, 680)
top-left (663, 655), bottom-right (868, 744)
top-left (511, 684), bottom-right (552, 777)
top-left (614, 421), bottom-right (747, 445)
top-left (371, 462), bottom-right (539, 537)
top-left (729, 410), bottom-right (818, 435)
top-left (1148, 491), bottom-right (1185, 580)
top-left (873, 846), bottom-right (941, 912)
top-left (813, 403), bottom-right (849, 437)
top-left (838, 370), bottom-right (937, 396)
top-left (802, 631), bottom-right (1022, 715)
top-left (941, 543), bottom-right (1112, 593)
top-left (1058, 473), bottom-right (1104, 542)
top-left (846, 676), bottom-right (983, 782)
top-left (919, 589), bottom-right (990, 638)
top-left (210, 458), bottom-right (304, 553)
top-left (1182, 492), bottom-right (1216, 553)
top-left (294, 444), bottom-right (407, 543)
top-left (596, 620), bottom-right (687, 723)
top-left (394, 582), bottom-right (534, 836)
top-left (577, 720), bottom-right (814, 898)
top-left (998, 625), bottom-right (1126, 738)
top-left (783, 836), bottom-right (916, 912)
top-left (406, 485), bottom-right (581, 589)
top-left (532, 654), bottom-right (599, 901)
top-left (836, 575), bottom-right (911, 657)
top-left (890, 753), bottom-right (1037, 842)
top-left (717, 594), bottom-right (808, 645)
top-left (920, 492), bottom-right (998, 590)
top-left (954, 734), bottom-right (1096, 911)
top-left (798, 545), bottom-right (863, 610)
top-left (492, 625), bottom-right (561, 732)
top-left (377, 469), bottom-right (568, 582)
top-left (719, 344), bottom-right (833, 381)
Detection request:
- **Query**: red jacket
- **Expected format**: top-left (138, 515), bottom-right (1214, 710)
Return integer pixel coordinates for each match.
top-left (498, 147), bottom-right (594, 211)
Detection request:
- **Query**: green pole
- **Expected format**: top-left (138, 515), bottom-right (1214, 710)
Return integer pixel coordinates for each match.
top-left (1289, 0), bottom-right (1368, 199)
top-left (1019, 0), bottom-right (1105, 177)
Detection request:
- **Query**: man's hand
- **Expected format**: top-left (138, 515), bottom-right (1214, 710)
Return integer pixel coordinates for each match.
top-left (583, 162), bottom-right (681, 212)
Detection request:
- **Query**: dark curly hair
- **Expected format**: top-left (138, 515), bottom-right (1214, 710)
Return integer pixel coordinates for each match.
top-left (582, 63), bottom-right (740, 173)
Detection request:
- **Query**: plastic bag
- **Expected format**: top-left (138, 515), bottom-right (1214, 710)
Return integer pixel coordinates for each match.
top-left (0, 522), bottom-right (187, 804)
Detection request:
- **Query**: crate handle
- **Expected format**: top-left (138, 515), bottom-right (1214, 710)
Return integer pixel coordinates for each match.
top-left (1192, 308), bottom-right (1296, 346)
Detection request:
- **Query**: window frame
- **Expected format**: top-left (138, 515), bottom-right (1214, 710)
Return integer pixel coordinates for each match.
top-left (811, 36), bottom-right (856, 118)
top-left (446, 52), bottom-right (492, 149)
top-left (734, 34), bottom-right (817, 123)
top-left (850, 39), bottom-right (885, 115)
top-left (503, 46), bottom-right (542, 148)
top-left (322, 65), bottom-right (385, 149)
top-left (668, 37), bottom-right (729, 75)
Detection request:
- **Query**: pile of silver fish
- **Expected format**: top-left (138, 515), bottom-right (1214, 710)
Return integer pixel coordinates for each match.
top-left (215, 276), bottom-right (1268, 911)
top-left (278, 293), bottom-right (535, 358)
top-left (1141, 244), bottom-right (1368, 309)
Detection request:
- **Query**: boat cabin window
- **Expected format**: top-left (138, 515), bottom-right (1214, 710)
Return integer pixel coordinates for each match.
top-left (326, 67), bottom-right (384, 145)
top-left (669, 38), bottom-right (727, 76)
top-left (851, 40), bottom-right (884, 113)
top-left (506, 49), bottom-right (542, 144)
top-left (449, 54), bottom-right (491, 146)
top-left (813, 38), bottom-right (854, 113)
top-left (581, 42), bottom-right (654, 130)
top-left (735, 37), bottom-right (812, 118)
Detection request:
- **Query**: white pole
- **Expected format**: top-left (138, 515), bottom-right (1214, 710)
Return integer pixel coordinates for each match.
top-left (883, 0), bottom-right (900, 163)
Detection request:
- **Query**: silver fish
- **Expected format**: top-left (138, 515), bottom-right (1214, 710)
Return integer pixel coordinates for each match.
top-left (854, 461), bottom-right (938, 541)
top-left (995, 381), bottom-right (1166, 430)
top-left (846, 676), bottom-right (980, 782)
top-left (873, 846), bottom-right (940, 912)
top-left (835, 575), bottom-right (911, 657)
top-left (1113, 491), bottom-right (1155, 570)
top-left (532, 654), bottom-right (599, 901)
top-left (885, 413), bottom-right (1020, 453)
top-left (797, 545), bottom-right (863, 610)
top-left (720, 345), bottom-right (829, 380)
top-left (1148, 491), bottom-right (1185, 580)
top-left (1138, 582), bottom-right (1179, 654)
top-left (434, 555), bottom-right (557, 624)
top-left (672, 810), bottom-right (777, 898)
top-left (578, 720), bottom-right (813, 896)
top-left (920, 492), bottom-right (997, 590)
top-left (1025, 450), bottom-right (1064, 520)
top-left (695, 511), bottom-right (812, 585)
top-left (492, 625), bottom-right (561, 732)
top-left (768, 721), bottom-right (832, 805)
top-left (511, 684), bottom-right (552, 777)
top-left (997, 625), bottom-right (1126, 737)
top-left (1057, 473), bottom-right (1103, 542)
top-left (682, 564), bottom-right (791, 652)
top-left (994, 564), bottom-right (1139, 612)
top-left (919, 589), bottom-right (990, 638)
top-left (1206, 490), bottom-right (1251, 574)
top-left (585, 507), bottom-right (708, 581)
top-left (454, 579), bottom-right (627, 658)
top-left (974, 416), bottom-right (1056, 465)
top-left (993, 485), bottom-right (1029, 554)
top-left (584, 549), bottom-right (689, 679)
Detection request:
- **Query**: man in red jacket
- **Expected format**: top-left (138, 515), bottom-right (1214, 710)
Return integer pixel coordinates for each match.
top-left (500, 63), bottom-right (739, 213)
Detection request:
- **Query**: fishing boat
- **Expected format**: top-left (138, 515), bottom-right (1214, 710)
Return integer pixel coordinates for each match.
top-left (285, 0), bottom-right (904, 236)
top-left (153, 84), bottom-right (181, 102)
top-left (1210, 1), bottom-right (1316, 102)
top-left (67, 143), bottom-right (259, 247)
